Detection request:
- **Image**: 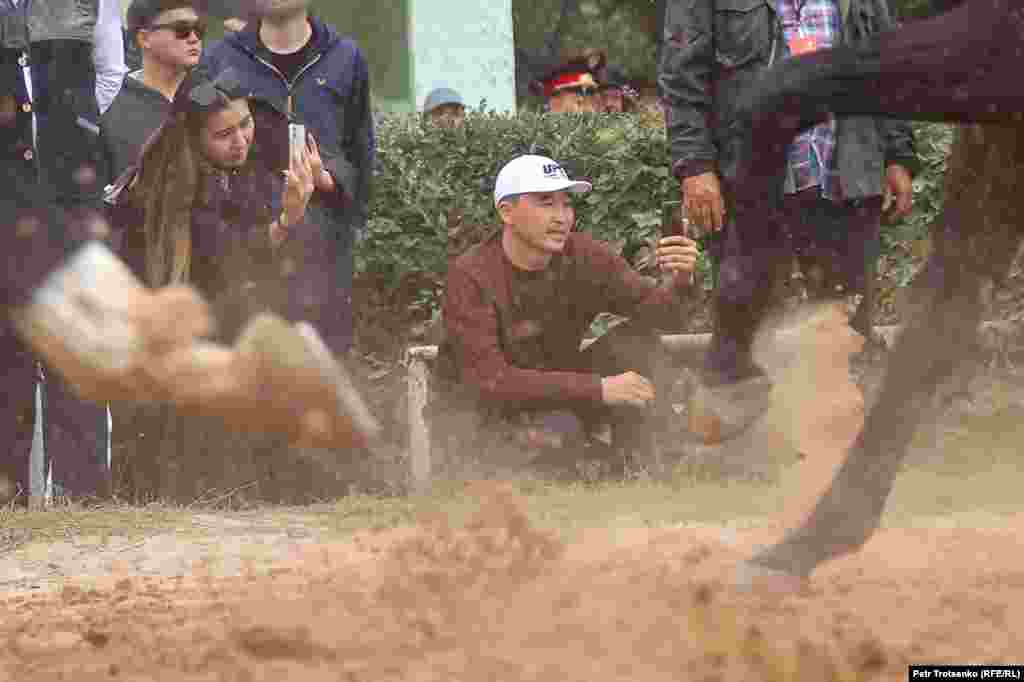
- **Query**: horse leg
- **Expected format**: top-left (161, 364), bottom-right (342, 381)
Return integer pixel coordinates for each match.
top-left (748, 123), bottom-right (1024, 578)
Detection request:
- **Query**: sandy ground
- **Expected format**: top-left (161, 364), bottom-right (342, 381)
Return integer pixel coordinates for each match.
top-left (3, 303), bottom-right (1023, 680)
top-left (1, 486), bottom-right (1022, 681)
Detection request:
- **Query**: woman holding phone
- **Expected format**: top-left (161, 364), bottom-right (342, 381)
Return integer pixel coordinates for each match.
top-left (105, 66), bottom-right (342, 503)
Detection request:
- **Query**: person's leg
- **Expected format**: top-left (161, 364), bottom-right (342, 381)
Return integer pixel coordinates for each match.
top-left (792, 195), bottom-right (883, 337)
top-left (0, 333), bottom-right (41, 506)
top-left (703, 198), bottom-right (792, 386)
top-left (325, 207), bottom-right (356, 358)
top-left (42, 369), bottom-right (110, 501)
top-left (578, 323), bottom-right (671, 470)
top-left (835, 199), bottom-right (883, 338)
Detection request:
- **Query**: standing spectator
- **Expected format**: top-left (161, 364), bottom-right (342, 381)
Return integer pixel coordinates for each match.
top-left (203, 0), bottom-right (375, 358)
top-left (423, 87), bottom-right (465, 128)
top-left (0, 0), bottom-right (127, 503)
top-left (530, 52), bottom-right (605, 114)
top-left (106, 66), bottom-right (340, 502)
top-left (657, 0), bottom-right (918, 398)
top-left (102, 0), bottom-right (204, 179)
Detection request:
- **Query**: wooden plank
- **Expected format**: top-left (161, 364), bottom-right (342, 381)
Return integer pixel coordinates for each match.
top-left (404, 348), bottom-right (434, 492)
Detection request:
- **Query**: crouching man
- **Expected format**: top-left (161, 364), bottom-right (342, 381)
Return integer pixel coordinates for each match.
top-left (436, 154), bottom-right (699, 478)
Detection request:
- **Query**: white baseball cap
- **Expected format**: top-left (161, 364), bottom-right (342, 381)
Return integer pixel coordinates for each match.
top-left (493, 155), bottom-right (592, 205)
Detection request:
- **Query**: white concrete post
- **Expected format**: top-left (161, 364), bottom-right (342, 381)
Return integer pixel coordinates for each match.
top-left (404, 345), bottom-right (438, 493)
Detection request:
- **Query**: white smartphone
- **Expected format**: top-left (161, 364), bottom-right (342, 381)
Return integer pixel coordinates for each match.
top-left (288, 122), bottom-right (306, 158)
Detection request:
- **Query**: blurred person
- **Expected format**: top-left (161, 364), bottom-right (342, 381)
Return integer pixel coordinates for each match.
top-left (436, 155), bottom-right (700, 477)
top-left (105, 66), bottom-right (345, 501)
top-left (102, 0), bottom-right (204, 179)
top-left (203, 0), bottom-right (375, 358)
top-left (423, 87), bottom-right (465, 128)
top-left (0, 0), bottom-right (127, 503)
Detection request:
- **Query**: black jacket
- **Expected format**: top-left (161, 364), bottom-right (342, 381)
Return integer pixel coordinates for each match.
top-left (658, 0), bottom-right (918, 199)
top-left (100, 71), bottom-right (171, 180)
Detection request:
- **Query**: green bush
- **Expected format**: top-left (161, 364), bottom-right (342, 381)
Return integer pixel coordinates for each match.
top-left (357, 112), bottom-right (953, 319)
top-left (357, 111), bottom-right (682, 314)
top-left (879, 122), bottom-right (954, 288)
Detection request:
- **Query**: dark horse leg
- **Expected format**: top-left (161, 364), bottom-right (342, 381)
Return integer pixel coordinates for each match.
top-left (728, 0), bottom-right (1024, 578)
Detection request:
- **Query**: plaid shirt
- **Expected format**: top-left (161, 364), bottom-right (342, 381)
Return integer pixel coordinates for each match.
top-left (777, 0), bottom-right (843, 199)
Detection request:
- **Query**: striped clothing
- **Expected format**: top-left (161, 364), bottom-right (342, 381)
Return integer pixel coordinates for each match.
top-left (777, 0), bottom-right (842, 200)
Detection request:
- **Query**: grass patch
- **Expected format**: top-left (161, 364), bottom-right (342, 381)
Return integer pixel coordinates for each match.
top-left (883, 405), bottom-right (1024, 525)
top-left (3, 403), bottom-right (1022, 549)
top-left (296, 474), bottom-right (782, 542)
top-left (0, 502), bottom-right (190, 545)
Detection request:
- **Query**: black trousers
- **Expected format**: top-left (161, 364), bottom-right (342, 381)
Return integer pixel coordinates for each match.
top-left (0, 42), bottom-right (111, 504)
top-left (706, 189), bottom-right (883, 384)
top-left (433, 323), bottom-right (674, 476)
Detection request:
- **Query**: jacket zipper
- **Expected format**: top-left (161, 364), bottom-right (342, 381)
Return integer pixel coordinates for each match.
top-left (252, 51), bottom-right (324, 117)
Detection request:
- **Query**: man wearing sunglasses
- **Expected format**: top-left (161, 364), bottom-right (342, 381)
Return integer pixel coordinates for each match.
top-left (529, 52), bottom-right (606, 114)
top-left (101, 0), bottom-right (205, 179)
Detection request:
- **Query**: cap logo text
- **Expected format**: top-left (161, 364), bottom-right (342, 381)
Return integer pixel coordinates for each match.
top-left (542, 163), bottom-right (567, 179)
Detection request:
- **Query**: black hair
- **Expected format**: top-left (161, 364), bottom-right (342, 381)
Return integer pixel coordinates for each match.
top-left (126, 0), bottom-right (198, 35)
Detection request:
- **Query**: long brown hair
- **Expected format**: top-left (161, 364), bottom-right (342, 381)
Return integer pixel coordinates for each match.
top-left (130, 111), bottom-right (201, 287)
top-left (127, 68), bottom-right (243, 287)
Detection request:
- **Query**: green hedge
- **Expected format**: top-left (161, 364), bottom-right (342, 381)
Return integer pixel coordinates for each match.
top-left (357, 112), bottom-right (952, 316)
top-left (879, 122), bottom-right (954, 287)
top-left (357, 112), bottom-right (684, 313)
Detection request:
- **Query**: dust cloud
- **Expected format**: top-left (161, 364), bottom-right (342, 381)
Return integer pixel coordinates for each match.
top-left (2, 303), bottom-right (1023, 679)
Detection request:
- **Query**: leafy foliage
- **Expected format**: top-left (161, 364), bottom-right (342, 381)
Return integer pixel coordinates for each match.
top-left (357, 113), bottom-right (954, 324)
top-left (878, 123), bottom-right (953, 292)
top-left (357, 111), bottom-right (683, 315)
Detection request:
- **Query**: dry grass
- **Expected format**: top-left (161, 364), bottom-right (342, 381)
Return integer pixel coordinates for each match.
top-left (3, 417), bottom-right (1020, 548)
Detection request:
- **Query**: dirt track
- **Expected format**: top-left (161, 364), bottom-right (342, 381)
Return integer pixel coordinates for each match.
top-left (1, 484), bottom-right (1022, 682)
top-left (4, 304), bottom-right (1023, 679)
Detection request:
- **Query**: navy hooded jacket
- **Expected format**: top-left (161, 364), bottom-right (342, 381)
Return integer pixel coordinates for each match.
top-left (202, 15), bottom-right (375, 242)
top-left (202, 14), bottom-right (375, 354)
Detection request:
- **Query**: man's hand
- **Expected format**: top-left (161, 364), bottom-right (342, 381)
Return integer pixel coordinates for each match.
top-left (682, 172), bottom-right (726, 235)
top-left (601, 371), bottom-right (656, 408)
top-left (884, 164), bottom-right (914, 219)
top-left (656, 235), bottom-right (700, 284)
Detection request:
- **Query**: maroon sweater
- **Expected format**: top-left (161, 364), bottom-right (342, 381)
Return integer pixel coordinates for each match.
top-left (442, 231), bottom-right (694, 408)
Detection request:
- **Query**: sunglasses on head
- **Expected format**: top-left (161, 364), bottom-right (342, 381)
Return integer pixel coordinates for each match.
top-left (147, 19), bottom-right (206, 40)
top-left (187, 68), bottom-right (245, 107)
